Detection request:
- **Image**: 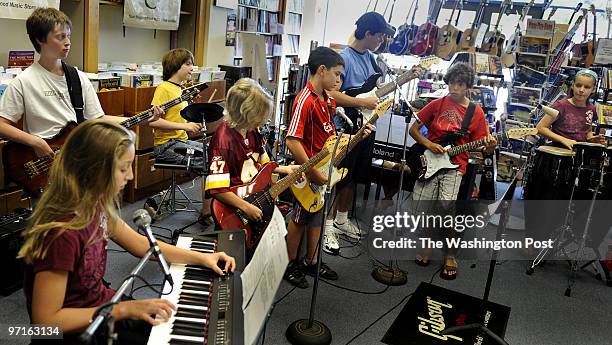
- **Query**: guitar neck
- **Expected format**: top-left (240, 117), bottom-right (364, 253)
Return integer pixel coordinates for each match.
top-left (446, 132), bottom-right (502, 157)
top-left (374, 69), bottom-right (417, 98)
top-left (269, 147), bottom-right (330, 198)
top-left (334, 110), bottom-right (382, 165)
top-left (119, 95), bottom-right (186, 128)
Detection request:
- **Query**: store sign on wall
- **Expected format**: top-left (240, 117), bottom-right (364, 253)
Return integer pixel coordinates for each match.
top-left (0, 0), bottom-right (59, 20)
top-left (123, 0), bottom-right (181, 30)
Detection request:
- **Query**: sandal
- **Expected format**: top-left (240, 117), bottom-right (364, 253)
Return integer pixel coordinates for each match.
top-left (414, 254), bottom-right (430, 267)
top-left (198, 213), bottom-right (214, 227)
top-left (440, 256), bottom-right (458, 280)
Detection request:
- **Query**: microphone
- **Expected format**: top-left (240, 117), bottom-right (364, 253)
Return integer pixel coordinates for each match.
top-left (132, 209), bottom-right (174, 286)
top-left (335, 107), bottom-right (353, 130)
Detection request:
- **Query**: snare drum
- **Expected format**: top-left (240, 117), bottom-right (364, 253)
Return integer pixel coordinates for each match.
top-left (524, 145), bottom-right (575, 200)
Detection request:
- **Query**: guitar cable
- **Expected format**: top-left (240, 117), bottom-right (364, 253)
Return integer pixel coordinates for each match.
top-left (344, 265), bottom-right (442, 345)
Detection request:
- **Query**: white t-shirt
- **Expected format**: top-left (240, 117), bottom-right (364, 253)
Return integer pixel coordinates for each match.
top-left (0, 62), bottom-right (104, 139)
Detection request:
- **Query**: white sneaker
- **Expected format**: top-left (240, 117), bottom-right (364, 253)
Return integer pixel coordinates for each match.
top-left (334, 220), bottom-right (362, 240)
top-left (323, 223), bottom-right (340, 255)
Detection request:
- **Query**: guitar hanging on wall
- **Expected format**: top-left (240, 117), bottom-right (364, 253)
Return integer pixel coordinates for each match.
top-left (388, 0), bottom-right (419, 55)
top-left (434, 0), bottom-right (463, 60)
top-left (480, 0), bottom-right (511, 57)
top-left (410, 0), bottom-right (444, 56)
top-left (457, 0), bottom-right (487, 53)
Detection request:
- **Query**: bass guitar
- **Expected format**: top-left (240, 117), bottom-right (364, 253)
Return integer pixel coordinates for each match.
top-left (410, 0), bottom-right (444, 56)
top-left (407, 128), bottom-right (537, 180)
top-left (388, 0), bottom-right (419, 55)
top-left (343, 56), bottom-right (440, 130)
top-left (290, 98), bottom-right (394, 213)
top-left (434, 0), bottom-right (463, 60)
top-left (3, 82), bottom-right (208, 196)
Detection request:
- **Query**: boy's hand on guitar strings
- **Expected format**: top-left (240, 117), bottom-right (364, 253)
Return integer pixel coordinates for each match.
top-left (241, 202), bottom-right (263, 221)
top-left (149, 105), bottom-right (165, 122)
top-left (31, 136), bottom-right (54, 157)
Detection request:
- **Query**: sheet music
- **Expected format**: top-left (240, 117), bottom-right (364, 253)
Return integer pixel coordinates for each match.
top-left (241, 206), bottom-right (289, 345)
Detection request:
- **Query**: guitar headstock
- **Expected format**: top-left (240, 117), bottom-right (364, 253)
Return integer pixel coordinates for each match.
top-left (522, 0), bottom-right (535, 18)
top-left (182, 82), bottom-right (209, 102)
top-left (589, 4), bottom-right (596, 16)
top-left (419, 55), bottom-right (442, 70)
top-left (374, 98), bottom-right (394, 117)
top-left (506, 127), bottom-right (538, 140)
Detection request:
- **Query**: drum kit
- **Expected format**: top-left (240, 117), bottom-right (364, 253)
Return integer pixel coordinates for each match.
top-left (523, 142), bottom-right (612, 295)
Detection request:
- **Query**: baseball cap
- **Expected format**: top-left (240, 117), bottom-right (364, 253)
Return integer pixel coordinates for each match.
top-left (355, 12), bottom-right (395, 37)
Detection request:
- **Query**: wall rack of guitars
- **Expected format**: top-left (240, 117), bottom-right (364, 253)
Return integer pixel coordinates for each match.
top-left (261, 0), bottom-right (612, 200)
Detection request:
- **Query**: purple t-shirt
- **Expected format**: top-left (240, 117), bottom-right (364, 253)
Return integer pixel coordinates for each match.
top-left (24, 210), bottom-right (115, 315)
top-left (550, 98), bottom-right (596, 142)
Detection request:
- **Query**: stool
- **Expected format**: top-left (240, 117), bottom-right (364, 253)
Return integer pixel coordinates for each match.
top-left (150, 162), bottom-right (199, 217)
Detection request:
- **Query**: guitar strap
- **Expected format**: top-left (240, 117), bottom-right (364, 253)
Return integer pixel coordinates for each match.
top-left (437, 97), bottom-right (476, 144)
top-left (62, 61), bottom-right (85, 124)
top-left (368, 53), bottom-right (383, 75)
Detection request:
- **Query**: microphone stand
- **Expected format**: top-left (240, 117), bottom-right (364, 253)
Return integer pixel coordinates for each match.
top-left (80, 247), bottom-right (157, 345)
top-left (286, 127), bottom-right (347, 345)
top-left (371, 58), bottom-right (413, 286)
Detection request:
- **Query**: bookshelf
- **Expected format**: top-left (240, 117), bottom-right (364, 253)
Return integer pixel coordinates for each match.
top-left (274, 0), bottom-right (303, 125)
top-left (235, 0), bottom-right (283, 84)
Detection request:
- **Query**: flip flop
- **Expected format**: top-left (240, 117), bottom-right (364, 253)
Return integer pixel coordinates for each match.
top-left (440, 257), bottom-right (458, 280)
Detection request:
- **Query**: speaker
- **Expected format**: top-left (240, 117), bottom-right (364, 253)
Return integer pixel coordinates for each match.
top-left (0, 208), bottom-right (31, 296)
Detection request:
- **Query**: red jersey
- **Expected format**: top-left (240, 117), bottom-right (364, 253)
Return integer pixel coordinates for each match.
top-left (24, 209), bottom-right (115, 314)
top-left (416, 96), bottom-right (489, 174)
top-left (205, 121), bottom-right (270, 196)
top-left (287, 81), bottom-right (336, 158)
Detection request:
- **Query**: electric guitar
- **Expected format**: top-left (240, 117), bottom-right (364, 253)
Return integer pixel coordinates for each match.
top-left (388, 0), bottom-right (419, 55)
top-left (480, 0), bottom-right (511, 56)
top-left (410, 0), bottom-right (444, 56)
top-left (548, 14), bottom-right (585, 78)
top-left (457, 0), bottom-right (487, 52)
top-left (501, 0), bottom-right (537, 67)
top-left (407, 128), bottom-right (538, 180)
top-left (290, 98), bottom-right (394, 213)
top-left (3, 82), bottom-right (208, 196)
top-left (434, 0), bottom-right (463, 60)
top-left (211, 134), bottom-right (353, 249)
top-left (343, 56), bottom-right (440, 131)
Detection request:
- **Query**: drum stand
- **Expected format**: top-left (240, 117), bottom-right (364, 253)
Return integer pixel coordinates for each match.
top-left (526, 154), bottom-right (612, 295)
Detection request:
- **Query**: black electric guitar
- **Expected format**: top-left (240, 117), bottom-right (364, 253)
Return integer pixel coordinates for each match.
top-left (343, 56), bottom-right (440, 131)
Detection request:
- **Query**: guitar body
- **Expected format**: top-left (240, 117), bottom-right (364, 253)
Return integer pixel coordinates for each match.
top-left (289, 136), bottom-right (348, 213)
top-left (389, 24), bottom-right (418, 55)
top-left (501, 31), bottom-right (520, 67)
top-left (435, 24), bottom-right (462, 60)
top-left (458, 28), bottom-right (479, 52)
top-left (480, 31), bottom-right (500, 55)
top-left (3, 122), bottom-right (77, 196)
top-left (211, 162), bottom-right (277, 250)
top-left (410, 23), bottom-right (439, 56)
top-left (406, 143), bottom-right (459, 180)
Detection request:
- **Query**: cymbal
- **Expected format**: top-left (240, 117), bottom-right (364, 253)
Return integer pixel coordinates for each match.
top-left (180, 103), bottom-right (224, 123)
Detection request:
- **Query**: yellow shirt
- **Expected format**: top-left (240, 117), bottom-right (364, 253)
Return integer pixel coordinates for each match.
top-left (151, 81), bottom-right (189, 146)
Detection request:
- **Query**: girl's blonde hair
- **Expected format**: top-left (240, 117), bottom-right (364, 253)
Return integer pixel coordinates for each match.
top-left (18, 120), bottom-right (135, 264)
top-left (224, 78), bottom-right (273, 130)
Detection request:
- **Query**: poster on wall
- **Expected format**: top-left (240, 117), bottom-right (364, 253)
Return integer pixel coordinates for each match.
top-left (226, 11), bottom-right (236, 46)
top-left (0, 0), bottom-right (59, 20)
top-left (123, 0), bottom-right (181, 30)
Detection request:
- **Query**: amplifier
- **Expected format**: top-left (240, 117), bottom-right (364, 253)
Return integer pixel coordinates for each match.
top-left (0, 208), bottom-right (31, 296)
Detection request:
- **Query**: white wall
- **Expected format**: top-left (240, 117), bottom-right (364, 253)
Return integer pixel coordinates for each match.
top-left (204, 3), bottom-right (235, 68)
top-left (98, 4), bottom-right (170, 64)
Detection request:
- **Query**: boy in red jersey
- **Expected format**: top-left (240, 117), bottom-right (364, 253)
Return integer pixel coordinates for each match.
top-left (284, 47), bottom-right (373, 288)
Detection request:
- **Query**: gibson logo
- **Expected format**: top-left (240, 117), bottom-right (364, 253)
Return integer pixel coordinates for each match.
top-left (417, 297), bottom-right (463, 342)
